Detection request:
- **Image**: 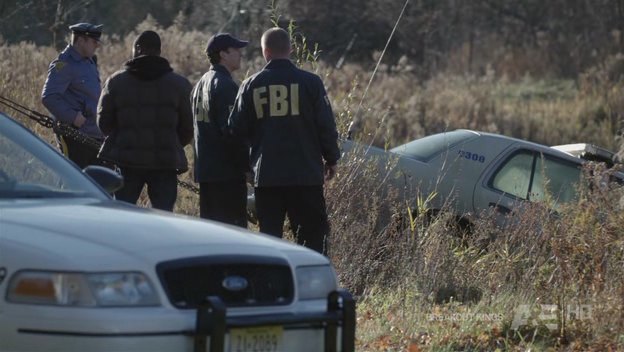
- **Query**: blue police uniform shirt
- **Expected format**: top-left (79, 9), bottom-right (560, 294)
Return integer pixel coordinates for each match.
top-left (41, 44), bottom-right (103, 138)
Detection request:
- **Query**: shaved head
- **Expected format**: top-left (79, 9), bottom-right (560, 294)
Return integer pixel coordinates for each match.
top-left (134, 30), bottom-right (161, 57)
top-left (261, 27), bottom-right (291, 60)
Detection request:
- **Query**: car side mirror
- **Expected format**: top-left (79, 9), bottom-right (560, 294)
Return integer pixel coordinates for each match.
top-left (83, 166), bottom-right (124, 194)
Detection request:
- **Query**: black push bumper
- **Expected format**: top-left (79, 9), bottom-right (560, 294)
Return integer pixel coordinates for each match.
top-left (193, 289), bottom-right (356, 352)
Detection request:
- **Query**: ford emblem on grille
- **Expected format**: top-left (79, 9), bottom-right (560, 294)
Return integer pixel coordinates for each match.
top-left (222, 275), bottom-right (248, 291)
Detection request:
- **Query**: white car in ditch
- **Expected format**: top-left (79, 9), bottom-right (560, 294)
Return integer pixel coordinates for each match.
top-left (344, 129), bottom-right (623, 228)
top-left (0, 111), bottom-right (355, 352)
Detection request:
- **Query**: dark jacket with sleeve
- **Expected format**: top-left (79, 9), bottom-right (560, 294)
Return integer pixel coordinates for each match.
top-left (228, 59), bottom-right (340, 187)
top-left (191, 64), bottom-right (247, 182)
top-left (97, 55), bottom-right (193, 172)
top-left (41, 44), bottom-right (103, 138)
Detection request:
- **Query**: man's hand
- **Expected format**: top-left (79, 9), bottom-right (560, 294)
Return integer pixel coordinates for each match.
top-left (73, 111), bottom-right (86, 128)
top-left (324, 163), bottom-right (337, 181)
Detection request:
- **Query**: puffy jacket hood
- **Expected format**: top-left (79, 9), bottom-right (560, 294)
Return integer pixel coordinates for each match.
top-left (124, 55), bottom-right (173, 80)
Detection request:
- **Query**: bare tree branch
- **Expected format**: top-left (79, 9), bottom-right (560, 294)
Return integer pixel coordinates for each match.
top-left (0, 0), bottom-right (34, 24)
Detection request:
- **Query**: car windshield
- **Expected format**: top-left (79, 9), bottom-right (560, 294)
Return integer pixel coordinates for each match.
top-left (391, 130), bottom-right (479, 162)
top-left (0, 113), bottom-right (107, 200)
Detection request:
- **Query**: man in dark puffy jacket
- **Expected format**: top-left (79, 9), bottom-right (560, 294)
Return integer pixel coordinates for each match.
top-left (228, 27), bottom-right (340, 254)
top-left (97, 30), bottom-right (193, 211)
top-left (192, 33), bottom-right (249, 227)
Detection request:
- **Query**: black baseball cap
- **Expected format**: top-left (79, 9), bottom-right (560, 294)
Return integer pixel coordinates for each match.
top-left (69, 23), bottom-right (103, 41)
top-left (205, 33), bottom-right (248, 55)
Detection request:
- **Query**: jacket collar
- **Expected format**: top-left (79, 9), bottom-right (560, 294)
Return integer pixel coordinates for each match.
top-left (211, 63), bottom-right (232, 78)
top-left (66, 44), bottom-right (91, 63)
top-left (264, 59), bottom-right (295, 69)
top-left (124, 55), bottom-right (173, 80)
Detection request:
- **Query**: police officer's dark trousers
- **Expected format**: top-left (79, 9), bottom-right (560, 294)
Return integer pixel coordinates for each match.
top-left (56, 134), bottom-right (101, 169)
top-left (115, 167), bottom-right (178, 211)
top-left (255, 185), bottom-right (329, 254)
top-left (199, 180), bottom-right (248, 228)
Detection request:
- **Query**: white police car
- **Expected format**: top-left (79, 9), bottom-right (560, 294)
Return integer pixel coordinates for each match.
top-left (0, 111), bottom-right (355, 352)
top-left (344, 129), bottom-right (623, 228)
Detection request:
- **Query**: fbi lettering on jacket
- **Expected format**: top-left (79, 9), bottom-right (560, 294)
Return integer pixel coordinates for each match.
top-left (253, 84), bottom-right (300, 118)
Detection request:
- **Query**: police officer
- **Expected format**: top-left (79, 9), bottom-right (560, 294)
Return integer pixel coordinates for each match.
top-left (41, 23), bottom-right (103, 168)
top-left (192, 33), bottom-right (249, 227)
top-left (228, 27), bottom-right (340, 254)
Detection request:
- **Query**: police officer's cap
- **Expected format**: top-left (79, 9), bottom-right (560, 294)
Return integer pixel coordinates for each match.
top-left (69, 23), bottom-right (103, 41)
top-left (206, 33), bottom-right (248, 55)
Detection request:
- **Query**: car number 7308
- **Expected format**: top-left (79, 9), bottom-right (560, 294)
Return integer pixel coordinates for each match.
top-left (458, 149), bottom-right (486, 163)
top-left (229, 326), bottom-right (284, 352)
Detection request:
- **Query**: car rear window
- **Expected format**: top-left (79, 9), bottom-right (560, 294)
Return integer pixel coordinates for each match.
top-left (390, 130), bottom-right (479, 161)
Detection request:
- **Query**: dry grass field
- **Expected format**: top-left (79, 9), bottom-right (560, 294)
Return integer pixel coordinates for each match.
top-left (2, 18), bottom-right (624, 351)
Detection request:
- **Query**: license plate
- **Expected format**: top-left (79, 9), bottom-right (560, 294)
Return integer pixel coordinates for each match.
top-left (228, 326), bottom-right (284, 352)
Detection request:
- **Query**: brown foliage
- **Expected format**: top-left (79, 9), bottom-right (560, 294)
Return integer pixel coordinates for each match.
top-left (3, 17), bottom-right (624, 350)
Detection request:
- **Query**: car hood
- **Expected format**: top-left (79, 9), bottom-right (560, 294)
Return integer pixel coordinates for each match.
top-left (0, 199), bottom-right (324, 270)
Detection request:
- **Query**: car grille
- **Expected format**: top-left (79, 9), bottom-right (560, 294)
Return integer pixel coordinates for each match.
top-left (156, 255), bottom-right (294, 309)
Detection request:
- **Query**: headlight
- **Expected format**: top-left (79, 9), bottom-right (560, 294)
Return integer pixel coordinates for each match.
top-left (7, 271), bottom-right (160, 307)
top-left (296, 265), bottom-right (337, 300)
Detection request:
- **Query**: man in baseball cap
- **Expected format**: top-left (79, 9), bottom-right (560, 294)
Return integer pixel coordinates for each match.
top-left (205, 33), bottom-right (248, 56)
top-left (192, 33), bottom-right (249, 227)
